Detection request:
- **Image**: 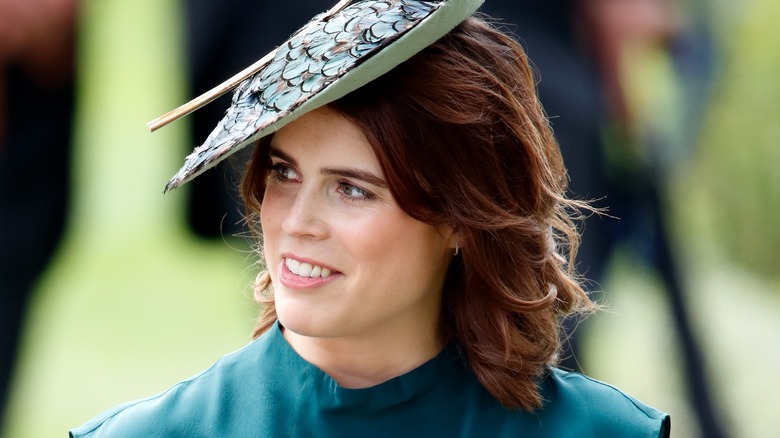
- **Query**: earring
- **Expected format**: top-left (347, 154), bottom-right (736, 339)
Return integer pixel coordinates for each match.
top-left (454, 242), bottom-right (459, 256)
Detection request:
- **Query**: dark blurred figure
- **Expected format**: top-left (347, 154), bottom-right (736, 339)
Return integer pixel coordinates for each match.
top-left (481, 1), bottom-right (612, 373)
top-left (183, 0), bottom-right (334, 239)
top-left (483, 0), bottom-right (726, 437)
top-left (0, 0), bottom-right (78, 430)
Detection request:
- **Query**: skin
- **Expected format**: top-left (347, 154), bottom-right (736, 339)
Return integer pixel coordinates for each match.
top-left (260, 107), bottom-right (456, 389)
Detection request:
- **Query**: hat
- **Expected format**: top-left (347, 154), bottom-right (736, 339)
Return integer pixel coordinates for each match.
top-left (150, 0), bottom-right (484, 192)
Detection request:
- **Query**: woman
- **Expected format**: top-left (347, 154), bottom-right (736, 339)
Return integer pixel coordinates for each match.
top-left (71, 2), bottom-right (670, 436)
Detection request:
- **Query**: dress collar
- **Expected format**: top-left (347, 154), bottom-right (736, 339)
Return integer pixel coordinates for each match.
top-left (269, 321), bottom-right (468, 411)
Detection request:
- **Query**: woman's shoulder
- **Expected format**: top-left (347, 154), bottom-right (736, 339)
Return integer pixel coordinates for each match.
top-left (68, 332), bottom-right (277, 437)
top-left (535, 367), bottom-right (671, 438)
top-left (69, 332), bottom-right (670, 438)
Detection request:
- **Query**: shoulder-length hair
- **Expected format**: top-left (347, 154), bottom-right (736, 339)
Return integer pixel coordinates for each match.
top-left (241, 16), bottom-right (594, 411)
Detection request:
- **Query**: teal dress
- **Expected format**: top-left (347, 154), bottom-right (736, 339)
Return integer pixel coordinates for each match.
top-left (70, 323), bottom-right (670, 437)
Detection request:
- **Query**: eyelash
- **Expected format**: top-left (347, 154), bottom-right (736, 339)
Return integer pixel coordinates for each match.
top-left (337, 180), bottom-right (374, 202)
top-left (267, 163), bottom-right (375, 202)
top-left (267, 163), bottom-right (300, 184)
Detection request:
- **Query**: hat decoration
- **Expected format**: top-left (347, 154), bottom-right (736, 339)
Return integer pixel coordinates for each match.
top-left (148, 0), bottom-right (484, 192)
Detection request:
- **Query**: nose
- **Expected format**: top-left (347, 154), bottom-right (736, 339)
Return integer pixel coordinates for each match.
top-left (281, 185), bottom-right (329, 239)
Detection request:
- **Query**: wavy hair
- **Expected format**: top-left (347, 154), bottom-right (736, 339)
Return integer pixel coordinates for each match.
top-left (241, 16), bottom-right (595, 411)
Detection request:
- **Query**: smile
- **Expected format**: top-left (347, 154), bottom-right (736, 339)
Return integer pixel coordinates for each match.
top-left (285, 257), bottom-right (333, 278)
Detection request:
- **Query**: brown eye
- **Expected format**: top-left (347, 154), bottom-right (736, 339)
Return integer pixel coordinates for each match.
top-left (337, 181), bottom-right (373, 201)
top-left (268, 163), bottom-right (300, 184)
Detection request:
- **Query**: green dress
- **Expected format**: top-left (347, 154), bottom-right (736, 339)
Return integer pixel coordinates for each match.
top-left (70, 323), bottom-right (670, 437)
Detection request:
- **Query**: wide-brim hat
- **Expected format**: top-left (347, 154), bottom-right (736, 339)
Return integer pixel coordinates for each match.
top-left (148, 0), bottom-right (484, 192)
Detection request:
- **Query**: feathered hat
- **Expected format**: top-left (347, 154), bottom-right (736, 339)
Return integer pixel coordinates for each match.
top-left (148, 0), bottom-right (484, 192)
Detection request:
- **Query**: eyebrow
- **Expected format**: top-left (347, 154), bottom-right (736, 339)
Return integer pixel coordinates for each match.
top-left (269, 146), bottom-right (388, 188)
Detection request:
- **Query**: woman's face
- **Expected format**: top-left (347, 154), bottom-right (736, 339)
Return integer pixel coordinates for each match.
top-left (260, 107), bottom-right (454, 344)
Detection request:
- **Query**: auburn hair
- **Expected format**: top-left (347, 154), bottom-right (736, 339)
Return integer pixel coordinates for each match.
top-left (241, 16), bottom-right (594, 411)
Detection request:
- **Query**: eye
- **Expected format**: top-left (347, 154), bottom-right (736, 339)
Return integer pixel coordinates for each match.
top-left (267, 163), bottom-right (300, 184)
top-left (337, 181), bottom-right (374, 201)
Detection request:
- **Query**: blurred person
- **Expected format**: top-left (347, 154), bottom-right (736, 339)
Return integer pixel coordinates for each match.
top-left (483, 0), bottom-right (726, 437)
top-left (70, 2), bottom-right (670, 436)
top-left (481, 0), bottom-right (613, 372)
top-left (584, 1), bottom-right (726, 435)
top-left (0, 0), bottom-right (79, 429)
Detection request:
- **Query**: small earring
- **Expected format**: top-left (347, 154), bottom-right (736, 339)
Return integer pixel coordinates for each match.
top-left (454, 242), bottom-right (459, 256)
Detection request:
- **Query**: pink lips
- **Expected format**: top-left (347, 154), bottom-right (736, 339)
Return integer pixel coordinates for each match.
top-left (279, 259), bottom-right (338, 289)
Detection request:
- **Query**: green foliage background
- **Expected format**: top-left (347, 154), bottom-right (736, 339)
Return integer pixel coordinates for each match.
top-left (691, 0), bottom-right (780, 276)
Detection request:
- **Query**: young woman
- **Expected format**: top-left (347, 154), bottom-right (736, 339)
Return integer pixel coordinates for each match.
top-left (71, 2), bottom-right (670, 436)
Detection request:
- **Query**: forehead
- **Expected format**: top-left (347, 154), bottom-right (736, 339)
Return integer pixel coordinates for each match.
top-left (271, 107), bottom-right (375, 162)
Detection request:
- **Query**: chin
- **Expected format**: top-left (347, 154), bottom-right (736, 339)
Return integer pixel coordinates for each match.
top-left (276, 302), bottom-right (330, 338)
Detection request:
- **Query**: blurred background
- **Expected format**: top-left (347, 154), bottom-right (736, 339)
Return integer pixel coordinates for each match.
top-left (1, 0), bottom-right (778, 436)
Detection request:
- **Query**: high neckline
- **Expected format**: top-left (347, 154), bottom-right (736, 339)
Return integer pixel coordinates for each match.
top-left (270, 321), bottom-right (468, 411)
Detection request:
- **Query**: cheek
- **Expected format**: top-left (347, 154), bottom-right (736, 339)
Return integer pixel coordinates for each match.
top-left (259, 188), bottom-right (282, 229)
top-left (259, 192), bottom-right (284, 251)
top-left (350, 216), bottom-right (443, 272)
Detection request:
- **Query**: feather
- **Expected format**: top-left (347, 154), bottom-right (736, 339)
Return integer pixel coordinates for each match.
top-left (163, 0), bottom-right (480, 192)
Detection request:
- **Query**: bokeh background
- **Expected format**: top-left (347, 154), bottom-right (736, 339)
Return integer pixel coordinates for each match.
top-left (2, 0), bottom-right (779, 436)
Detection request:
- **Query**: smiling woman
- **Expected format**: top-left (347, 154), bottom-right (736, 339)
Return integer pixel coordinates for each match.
top-left (70, 1), bottom-right (670, 437)
top-left (258, 108), bottom-right (454, 387)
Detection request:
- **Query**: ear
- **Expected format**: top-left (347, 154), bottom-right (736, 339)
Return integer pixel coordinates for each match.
top-left (438, 225), bottom-right (460, 256)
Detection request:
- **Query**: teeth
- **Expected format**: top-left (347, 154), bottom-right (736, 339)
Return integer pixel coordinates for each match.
top-left (285, 258), bottom-right (332, 278)
top-left (288, 258), bottom-right (300, 273)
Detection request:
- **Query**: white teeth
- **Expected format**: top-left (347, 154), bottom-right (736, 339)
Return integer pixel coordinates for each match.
top-left (287, 258), bottom-right (300, 273)
top-left (285, 258), bottom-right (333, 278)
top-left (299, 263), bottom-right (313, 277)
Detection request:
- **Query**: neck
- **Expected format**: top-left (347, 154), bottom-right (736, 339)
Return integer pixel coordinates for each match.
top-left (282, 320), bottom-right (444, 389)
